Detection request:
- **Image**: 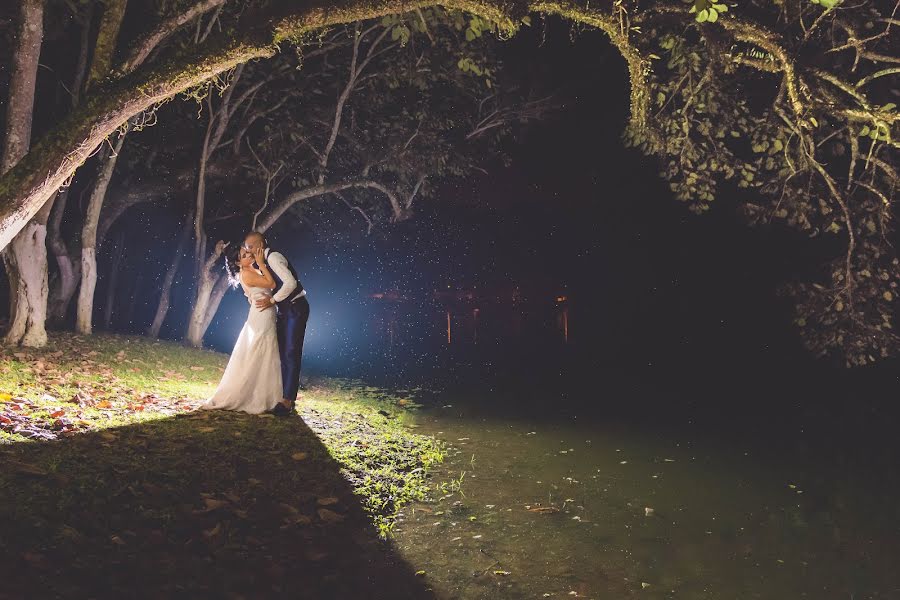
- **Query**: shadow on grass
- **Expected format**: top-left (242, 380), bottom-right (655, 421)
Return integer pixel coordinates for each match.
top-left (0, 411), bottom-right (436, 599)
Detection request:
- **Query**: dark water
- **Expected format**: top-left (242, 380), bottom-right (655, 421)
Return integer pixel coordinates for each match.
top-left (387, 363), bottom-right (900, 600)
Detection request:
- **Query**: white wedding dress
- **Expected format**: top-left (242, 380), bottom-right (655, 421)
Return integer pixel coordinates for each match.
top-left (202, 286), bottom-right (282, 414)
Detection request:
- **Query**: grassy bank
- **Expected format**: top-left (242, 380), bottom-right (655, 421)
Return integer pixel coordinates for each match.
top-left (0, 333), bottom-right (443, 598)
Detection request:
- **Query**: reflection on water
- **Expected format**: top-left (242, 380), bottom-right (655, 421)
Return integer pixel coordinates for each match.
top-left (392, 396), bottom-right (900, 600)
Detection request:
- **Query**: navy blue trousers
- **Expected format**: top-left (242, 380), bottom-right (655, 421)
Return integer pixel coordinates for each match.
top-left (276, 296), bottom-right (309, 402)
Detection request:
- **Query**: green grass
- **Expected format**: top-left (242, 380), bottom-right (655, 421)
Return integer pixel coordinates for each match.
top-left (0, 333), bottom-right (228, 440)
top-left (0, 332), bottom-right (444, 534)
top-left (304, 388), bottom-right (445, 537)
top-left (0, 333), bottom-right (444, 597)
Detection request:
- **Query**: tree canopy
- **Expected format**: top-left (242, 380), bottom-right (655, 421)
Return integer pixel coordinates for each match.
top-left (0, 0), bottom-right (897, 364)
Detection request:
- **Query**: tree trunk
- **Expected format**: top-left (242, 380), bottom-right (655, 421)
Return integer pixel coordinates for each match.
top-left (75, 133), bottom-right (127, 335)
top-left (80, 1), bottom-right (129, 340)
top-left (121, 0), bottom-right (226, 73)
top-left (185, 241), bottom-right (227, 347)
top-left (147, 213), bottom-right (192, 338)
top-left (2, 0), bottom-right (47, 347)
top-left (77, 246), bottom-right (99, 333)
top-left (86, 0), bottom-right (129, 91)
top-left (45, 7), bottom-right (95, 325)
top-left (48, 257), bottom-right (79, 323)
top-left (3, 201), bottom-right (53, 346)
top-left (201, 275), bottom-right (230, 334)
top-left (193, 162), bottom-right (209, 281)
top-left (186, 275), bottom-right (229, 347)
top-left (70, 2), bottom-right (93, 108)
top-left (184, 75), bottom-right (242, 345)
top-left (47, 188), bottom-right (80, 323)
top-left (185, 273), bottom-right (217, 348)
top-left (1, 0), bottom-right (43, 174)
top-left (102, 232), bottom-right (125, 330)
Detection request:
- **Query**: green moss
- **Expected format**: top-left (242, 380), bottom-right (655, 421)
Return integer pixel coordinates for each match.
top-left (87, 0), bottom-right (129, 86)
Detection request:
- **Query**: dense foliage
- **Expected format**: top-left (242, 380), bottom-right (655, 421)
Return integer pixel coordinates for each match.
top-left (620, 0), bottom-right (898, 366)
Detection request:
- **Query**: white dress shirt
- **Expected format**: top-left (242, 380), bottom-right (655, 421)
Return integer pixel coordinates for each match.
top-left (265, 248), bottom-right (304, 303)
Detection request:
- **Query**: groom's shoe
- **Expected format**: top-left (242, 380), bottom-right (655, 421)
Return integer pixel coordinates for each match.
top-left (271, 402), bottom-right (291, 417)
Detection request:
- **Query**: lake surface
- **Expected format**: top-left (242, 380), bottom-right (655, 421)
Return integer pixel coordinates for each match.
top-left (390, 384), bottom-right (900, 600)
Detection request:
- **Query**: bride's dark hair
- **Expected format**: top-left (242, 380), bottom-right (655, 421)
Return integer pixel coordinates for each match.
top-left (224, 243), bottom-right (243, 288)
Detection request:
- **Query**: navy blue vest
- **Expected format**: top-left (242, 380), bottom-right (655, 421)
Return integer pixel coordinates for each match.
top-left (268, 251), bottom-right (305, 306)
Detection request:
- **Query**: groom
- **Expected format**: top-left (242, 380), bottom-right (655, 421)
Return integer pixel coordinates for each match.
top-left (243, 232), bottom-right (310, 416)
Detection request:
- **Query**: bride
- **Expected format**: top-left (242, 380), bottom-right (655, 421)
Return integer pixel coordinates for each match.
top-left (202, 244), bottom-right (283, 414)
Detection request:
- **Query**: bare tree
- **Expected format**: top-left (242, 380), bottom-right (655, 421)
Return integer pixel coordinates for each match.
top-left (181, 14), bottom-right (523, 345)
top-left (183, 64), bottom-right (279, 347)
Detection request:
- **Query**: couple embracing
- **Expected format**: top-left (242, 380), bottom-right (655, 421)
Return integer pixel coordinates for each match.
top-left (202, 232), bottom-right (310, 416)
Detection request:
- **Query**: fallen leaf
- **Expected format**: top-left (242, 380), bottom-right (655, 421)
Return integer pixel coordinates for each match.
top-left (316, 497), bottom-right (339, 506)
top-left (526, 504), bottom-right (559, 514)
top-left (8, 460), bottom-right (48, 476)
top-left (283, 514), bottom-right (312, 527)
top-left (141, 482), bottom-right (165, 496)
top-left (279, 503), bottom-right (300, 515)
top-left (291, 452), bottom-right (308, 461)
top-left (202, 523), bottom-right (223, 539)
top-left (317, 508), bottom-right (345, 523)
top-left (58, 525), bottom-right (82, 540)
top-left (193, 498), bottom-right (228, 513)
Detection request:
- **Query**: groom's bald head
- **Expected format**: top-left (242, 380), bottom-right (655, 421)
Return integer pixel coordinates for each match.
top-left (244, 231), bottom-right (267, 251)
